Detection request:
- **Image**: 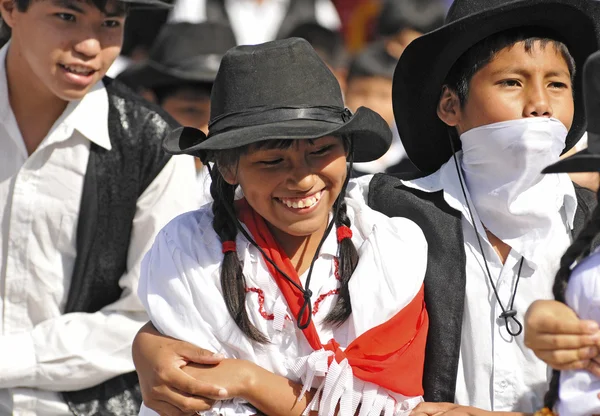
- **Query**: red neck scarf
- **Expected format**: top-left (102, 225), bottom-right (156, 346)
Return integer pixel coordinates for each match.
top-left (237, 199), bottom-right (428, 396)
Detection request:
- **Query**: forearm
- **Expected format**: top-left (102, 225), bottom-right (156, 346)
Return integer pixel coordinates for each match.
top-left (244, 364), bottom-right (317, 416)
top-left (0, 310), bottom-right (147, 391)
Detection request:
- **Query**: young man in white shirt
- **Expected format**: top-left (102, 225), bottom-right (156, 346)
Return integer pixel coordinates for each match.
top-left (127, 0), bottom-right (600, 415)
top-left (0, 0), bottom-right (198, 414)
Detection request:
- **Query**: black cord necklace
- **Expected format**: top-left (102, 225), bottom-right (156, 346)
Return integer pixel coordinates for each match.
top-left (450, 140), bottom-right (524, 337)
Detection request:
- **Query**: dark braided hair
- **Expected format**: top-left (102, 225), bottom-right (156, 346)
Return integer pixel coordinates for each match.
top-left (206, 136), bottom-right (359, 342)
top-left (324, 171), bottom-right (359, 326)
top-left (544, 192), bottom-right (600, 409)
top-left (209, 166), bottom-right (269, 344)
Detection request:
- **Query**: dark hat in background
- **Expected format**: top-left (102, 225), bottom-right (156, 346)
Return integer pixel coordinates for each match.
top-left (347, 41), bottom-right (396, 81)
top-left (377, 0), bottom-right (447, 37)
top-left (393, 0), bottom-right (598, 174)
top-left (117, 22), bottom-right (236, 90)
top-left (288, 23), bottom-right (347, 69)
top-left (163, 38), bottom-right (392, 163)
top-left (544, 50), bottom-right (600, 174)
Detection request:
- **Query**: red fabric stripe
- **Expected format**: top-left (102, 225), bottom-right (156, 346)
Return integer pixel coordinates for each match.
top-left (237, 199), bottom-right (428, 396)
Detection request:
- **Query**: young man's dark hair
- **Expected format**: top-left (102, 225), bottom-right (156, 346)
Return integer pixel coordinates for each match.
top-left (0, 0), bottom-right (199, 415)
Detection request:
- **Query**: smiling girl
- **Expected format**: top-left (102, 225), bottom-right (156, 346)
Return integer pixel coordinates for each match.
top-left (137, 38), bottom-right (429, 416)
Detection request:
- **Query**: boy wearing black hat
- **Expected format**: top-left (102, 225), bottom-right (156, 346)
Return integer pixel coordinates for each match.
top-left (122, 0), bottom-right (600, 415)
top-left (0, 0), bottom-right (198, 414)
top-left (117, 22), bottom-right (236, 136)
top-left (371, 0), bottom-right (598, 414)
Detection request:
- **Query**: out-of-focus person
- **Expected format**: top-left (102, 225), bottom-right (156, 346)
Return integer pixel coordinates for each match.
top-left (288, 22), bottom-right (348, 94)
top-left (345, 42), bottom-right (417, 175)
top-left (117, 22), bottom-right (237, 205)
top-left (377, 0), bottom-right (447, 59)
top-left (168, 0), bottom-right (341, 45)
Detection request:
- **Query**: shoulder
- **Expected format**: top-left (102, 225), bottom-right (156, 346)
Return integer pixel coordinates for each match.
top-left (344, 189), bottom-right (427, 253)
top-left (104, 77), bottom-right (179, 146)
top-left (153, 204), bottom-right (222, 263)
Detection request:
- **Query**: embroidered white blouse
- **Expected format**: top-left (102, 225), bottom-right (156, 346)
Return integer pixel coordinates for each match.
top-left (138, 182), bottom-right (428, 416)
top-left (558, 249), bottom-right (600, 416)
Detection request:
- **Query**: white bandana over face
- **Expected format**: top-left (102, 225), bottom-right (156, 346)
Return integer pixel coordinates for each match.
top-left (459, 117), bottom-right (569, 259)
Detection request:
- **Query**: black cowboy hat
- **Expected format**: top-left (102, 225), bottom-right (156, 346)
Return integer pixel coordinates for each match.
top-left (393, 0), bottom-right (598, 174)
top-left (544, 50), bottom-right (600, 174)
top-left (117, 22), bottom-right (237, 90)
top-left (163, 38), bottom-right (392, 163)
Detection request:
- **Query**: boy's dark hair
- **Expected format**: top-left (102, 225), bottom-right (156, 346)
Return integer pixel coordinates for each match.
top-left (288, 23), bottom-right (347, 70)
top-left (207, 138), bottom-right (359, 343)
top-left (445, 27), bottom-right (576, 106)
top-left (152, 82), bottom-right (212, 106)
top-left (543, 191), bottom-right (600, 409)
top-left (377, 0), bottom-right (446, 37)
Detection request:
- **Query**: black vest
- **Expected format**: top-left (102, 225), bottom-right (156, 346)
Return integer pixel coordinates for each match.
top-left (367, 173), bottom-right (597, 403)
top-left (60, 78), bottom-right (177, 416)
top-left (206, 0), bottom-right (318, 40)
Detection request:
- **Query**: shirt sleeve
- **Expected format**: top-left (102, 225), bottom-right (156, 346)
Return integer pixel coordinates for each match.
top-left (558, 251), bottom-right (600, 416)
top-left (0, 155), bottom-right (199, 391)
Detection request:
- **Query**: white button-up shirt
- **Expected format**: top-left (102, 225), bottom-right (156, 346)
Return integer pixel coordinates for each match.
top-left (405, 154), bottom-right (576, 412)
top-left (168, 0), bottom-right (341, 46)
top-left (0, 42), bottom-right (199, 415)
top-left (356, 152), bottom-right (576, 413)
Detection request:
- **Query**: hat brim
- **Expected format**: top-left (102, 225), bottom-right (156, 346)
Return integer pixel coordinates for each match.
top-left (543, 149), bottom-right (600, 173)
top-left (117, 59), bottom-right (218, 90)
top-left (393, 0), bottom-right (597, 174)
top-left (163, 107), bottom-right (392, 163)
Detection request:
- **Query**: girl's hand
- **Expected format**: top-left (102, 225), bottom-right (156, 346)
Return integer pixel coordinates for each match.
top-left (132, 322), bottom-right (228, 416)
top-left (183, 359), bottom-right (259, 401)
top-left (524, 300), bottom-right (600, 375)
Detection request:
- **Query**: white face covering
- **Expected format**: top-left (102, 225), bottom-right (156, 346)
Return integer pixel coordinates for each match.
top-left (459, 117), bottom-right (569, 250)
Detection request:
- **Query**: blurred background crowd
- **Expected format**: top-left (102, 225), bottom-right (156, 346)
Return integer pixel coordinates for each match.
top-left (105, 0), bottom-right (454, 180)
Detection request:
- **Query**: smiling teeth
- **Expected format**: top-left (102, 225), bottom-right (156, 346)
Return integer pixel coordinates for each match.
top-left (280, 191), bottom-right (322, 209)
top-left (63, 65), bottom-right (94, 75)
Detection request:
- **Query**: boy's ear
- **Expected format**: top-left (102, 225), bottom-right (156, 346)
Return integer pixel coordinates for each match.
top-left (437, 85), bottom-right (462, 127)
top-left (0, 0), bottom-right (16, 29)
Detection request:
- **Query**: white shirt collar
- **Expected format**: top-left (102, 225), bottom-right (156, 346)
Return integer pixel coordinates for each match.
top-left (402, 152), bottom-right (577, 263)
top-left (0, 41), bottom-right (111, 151)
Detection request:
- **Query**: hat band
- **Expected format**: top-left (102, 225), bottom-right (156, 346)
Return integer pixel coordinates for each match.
top-left (208, 106), bottom-right (352, 137)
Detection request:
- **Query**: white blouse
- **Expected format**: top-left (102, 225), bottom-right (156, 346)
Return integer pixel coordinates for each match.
top-left (558, 249), bottom-right (600, 416)
top-left (138, 183), bottom-right (428, 416)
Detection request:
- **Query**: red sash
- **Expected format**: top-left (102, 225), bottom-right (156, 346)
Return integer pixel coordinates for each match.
top-left (237, 199), bottom-right (428, 396)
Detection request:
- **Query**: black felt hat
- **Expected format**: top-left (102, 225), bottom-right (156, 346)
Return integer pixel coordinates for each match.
top-left (163, 38), bottom-right (392, 163)
top-left (393, 0), bottom-right (598, 174)
top-left (117, 22), bottom-right (236, 89)
top-left (544, 50), bottom-right (600, 174)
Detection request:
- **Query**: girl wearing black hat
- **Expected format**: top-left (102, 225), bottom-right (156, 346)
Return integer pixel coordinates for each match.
top-left (137, 38), bottom-right (429, 416)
